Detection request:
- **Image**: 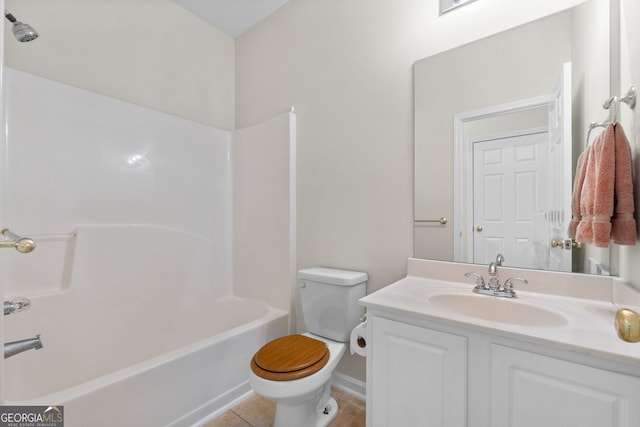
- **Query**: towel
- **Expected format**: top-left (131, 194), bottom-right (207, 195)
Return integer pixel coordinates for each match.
top-left (573, 122), bottom-right (637, 247)
top-left (611, 123), bottom-right (636, 245)
top-left (567, 145), bottom-right (591, 239)
top-left (575, 123), bottom-right (616, 247)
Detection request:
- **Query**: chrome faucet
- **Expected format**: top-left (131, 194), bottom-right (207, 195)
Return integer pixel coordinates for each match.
top-left (487, 262), bottom-right (500, 291)
top-left (5, 334), bottom-right (43, 358)
top-left (464, 256), bottom-right (528, 298)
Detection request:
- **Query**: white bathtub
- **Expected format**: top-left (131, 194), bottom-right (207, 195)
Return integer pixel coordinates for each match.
top-left (3, 225), bottom-right (289, 426)
top-left (5, 297), bottom-right (288, 426)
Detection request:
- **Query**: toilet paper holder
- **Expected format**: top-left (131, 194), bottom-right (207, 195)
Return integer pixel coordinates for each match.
top-left (350, 313), bottom-right (368, 356)
top-left (356, 313), bottom-right (367, 347)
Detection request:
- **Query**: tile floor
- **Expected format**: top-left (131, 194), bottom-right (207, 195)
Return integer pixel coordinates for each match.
top-left (204, 388), bottom-right (365, 427)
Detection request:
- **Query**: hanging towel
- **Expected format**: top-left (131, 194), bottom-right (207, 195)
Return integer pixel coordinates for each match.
top-left (567, 145), bottom-right (591, 239)
top-left (611, 123), bottom-right (636, 245)
top-left (575, 123), bottom-right (616, 247)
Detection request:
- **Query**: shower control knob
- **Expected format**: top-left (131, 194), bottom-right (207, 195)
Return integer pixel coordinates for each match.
top-left (15, 238), bottom-right (36, 253)
top-left (4, 298), bottom-right (30, 316)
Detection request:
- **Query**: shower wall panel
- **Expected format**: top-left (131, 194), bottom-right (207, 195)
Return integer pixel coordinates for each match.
top-left (3, 67), bottom-right (232, 296)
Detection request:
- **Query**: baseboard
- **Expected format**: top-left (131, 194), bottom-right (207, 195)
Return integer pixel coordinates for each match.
top-left (331, 372), bottom-right (366, 401)
top-left (182, 382), bottom-right (253, 427)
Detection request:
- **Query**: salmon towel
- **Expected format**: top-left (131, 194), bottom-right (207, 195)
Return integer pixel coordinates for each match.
top-left (573, 123), bottom-right (636, 247)
top-left (611, 123), bottom-right (636, 245)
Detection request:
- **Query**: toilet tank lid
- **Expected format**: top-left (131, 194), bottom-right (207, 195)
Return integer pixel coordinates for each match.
top-left (298, 267), bottom-right (368, 286)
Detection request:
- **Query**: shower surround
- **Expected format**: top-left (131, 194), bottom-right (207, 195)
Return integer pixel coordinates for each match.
top-left (1, 68), bottom-right (294, 426)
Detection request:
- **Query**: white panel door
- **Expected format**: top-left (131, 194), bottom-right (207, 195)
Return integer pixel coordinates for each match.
top-left (368, 316), bottom-right (467, 427)
top-left (473, 132), bottom-right (549, 268)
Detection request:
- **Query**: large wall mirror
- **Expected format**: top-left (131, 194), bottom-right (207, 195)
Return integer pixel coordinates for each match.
top-left (414, 0), bottom-right (613, 275)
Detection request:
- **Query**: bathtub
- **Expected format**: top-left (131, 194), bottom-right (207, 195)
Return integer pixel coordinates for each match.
top-left (5, 297), bottom-right (288, 426)
top-left (3, 225), bottom-right (289, 426)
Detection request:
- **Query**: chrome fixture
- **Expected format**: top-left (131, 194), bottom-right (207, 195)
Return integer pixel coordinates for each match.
top-left (464, 260), bottom-right (528, 298)
top-left (495, 254), bottom-right (505, 266)
top-left (415, 217), bottom-right (448, 225)
top-left (4, 9), bottom-right (39, 42)
top-left (0, 228), bottom-right (36, 253)
top-left (4, 297), bottom-right (30, 316)
top-left (5, 335), bottom-right (43, 358)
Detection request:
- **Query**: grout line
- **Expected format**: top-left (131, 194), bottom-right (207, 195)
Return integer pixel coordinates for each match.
top-left (230, 410), bottom-right (254, 427)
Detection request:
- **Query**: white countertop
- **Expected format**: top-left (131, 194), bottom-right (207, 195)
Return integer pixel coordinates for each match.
top-left (360, 259), bottom-right (640, 365)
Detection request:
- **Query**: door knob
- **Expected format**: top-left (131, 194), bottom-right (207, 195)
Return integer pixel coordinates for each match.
top-left (475, 226), bottom-right (483, 232)
top-left (551, 239), bottom-right (574, 250)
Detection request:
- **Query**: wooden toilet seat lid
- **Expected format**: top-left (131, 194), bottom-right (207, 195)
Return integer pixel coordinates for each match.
top-left (251, 334), bottom-right (329, 381)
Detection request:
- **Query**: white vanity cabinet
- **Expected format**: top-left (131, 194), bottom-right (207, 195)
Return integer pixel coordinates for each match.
top-left (489, 345), bottom-right (640, 427)
top-left (367, 316), bottom-right (467, 427)
top-left (366, 312), bottom-right (640, 427)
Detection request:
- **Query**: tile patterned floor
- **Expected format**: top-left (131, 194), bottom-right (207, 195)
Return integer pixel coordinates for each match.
top-left (204, 388), bottom-right (365, 427)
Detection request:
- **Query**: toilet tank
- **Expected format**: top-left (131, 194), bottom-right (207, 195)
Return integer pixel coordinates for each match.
top-left (298, 267), bottom-right (367, 342)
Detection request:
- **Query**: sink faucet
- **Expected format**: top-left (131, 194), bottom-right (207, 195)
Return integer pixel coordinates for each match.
top-left (487, 262), bottom-right (500, 291)
top-left (464, 263), bottom-right (528, 298)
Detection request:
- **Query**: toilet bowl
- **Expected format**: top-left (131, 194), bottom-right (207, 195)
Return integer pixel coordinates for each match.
top-left (248, 267), bottom-right (367, 427)
top-left (249, 333), bottom-right (346, 427)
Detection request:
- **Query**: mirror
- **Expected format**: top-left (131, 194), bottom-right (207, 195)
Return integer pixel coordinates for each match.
top-left (414, 0), bottom-right (613, 274)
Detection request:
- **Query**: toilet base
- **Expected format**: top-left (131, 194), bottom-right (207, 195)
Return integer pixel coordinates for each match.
top-left (272, 381), bottom-right (338, 427)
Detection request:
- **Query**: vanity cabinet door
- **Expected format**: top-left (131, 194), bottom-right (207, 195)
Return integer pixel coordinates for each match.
top-left (489, 344), bottom-right (640, 427)
top-left (367, 316), bottom-right (467, 427)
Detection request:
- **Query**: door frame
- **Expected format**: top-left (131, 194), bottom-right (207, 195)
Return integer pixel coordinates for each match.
top-left (453, 94), bottom-right (554, 263)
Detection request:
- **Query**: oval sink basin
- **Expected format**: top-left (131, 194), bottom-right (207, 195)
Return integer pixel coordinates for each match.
top-left (428, 294), bottom-right (569, 327)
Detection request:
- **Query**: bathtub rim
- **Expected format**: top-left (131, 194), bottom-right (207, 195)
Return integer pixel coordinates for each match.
top-left (4, 297), bottom-right (288, 406)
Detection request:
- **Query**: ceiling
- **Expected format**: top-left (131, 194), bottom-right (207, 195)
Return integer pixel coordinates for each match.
top-left (173, 0), bottom-right (292, 38)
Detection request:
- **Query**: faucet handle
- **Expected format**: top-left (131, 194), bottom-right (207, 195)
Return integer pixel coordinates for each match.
top-left (464, 272), bottom-right (486, 288)
top-left (503, 277), bottom-right (528, 291)
top-left (4, 298), bottom-right (30, 316)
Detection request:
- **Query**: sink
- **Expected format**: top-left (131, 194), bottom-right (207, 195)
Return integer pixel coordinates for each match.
top-left (428, 293), bottom-right (569, 327)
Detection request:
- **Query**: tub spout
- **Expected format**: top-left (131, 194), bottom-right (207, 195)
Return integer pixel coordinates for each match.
top-left (4, 334), bottom-right (43, 358)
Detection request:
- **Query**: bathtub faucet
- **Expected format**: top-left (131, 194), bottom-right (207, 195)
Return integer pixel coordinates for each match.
top-left (4, 334), bottom-right (43, 358)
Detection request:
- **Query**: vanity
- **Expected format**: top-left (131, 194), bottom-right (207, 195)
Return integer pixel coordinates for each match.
top-left (360, 258), bottom-right (640, 427)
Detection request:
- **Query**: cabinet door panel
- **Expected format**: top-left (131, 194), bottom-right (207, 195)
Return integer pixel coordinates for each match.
top-left (368, 317), bottom-right (467, 427)
top-left (490, 344), bottom-right (640, 427)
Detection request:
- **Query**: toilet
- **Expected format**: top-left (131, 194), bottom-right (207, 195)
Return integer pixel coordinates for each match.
top-left (249, 267), bottom-right (367, 427)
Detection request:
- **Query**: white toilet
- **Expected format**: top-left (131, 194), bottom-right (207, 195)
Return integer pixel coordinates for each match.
top-left (249, 267), bottom-right (367, 427)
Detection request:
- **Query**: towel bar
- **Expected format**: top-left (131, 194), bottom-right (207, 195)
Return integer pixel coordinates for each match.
top-left (415, 217), bottom-right (447, 225)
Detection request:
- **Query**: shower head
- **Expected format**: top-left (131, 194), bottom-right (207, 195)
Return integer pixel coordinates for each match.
top-left (4, 10), bottom-right (39, 42)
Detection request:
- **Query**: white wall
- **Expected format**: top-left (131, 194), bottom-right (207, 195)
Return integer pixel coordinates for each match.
top-left (236, 0), bottom-right (590, 380)
top-left (233, 112), bottom-right (296, 314)
top-left (4, 0), bottom-right (235, 130)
